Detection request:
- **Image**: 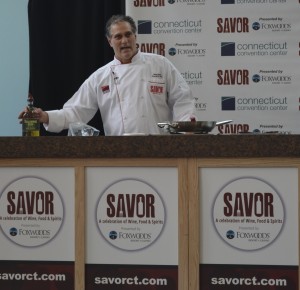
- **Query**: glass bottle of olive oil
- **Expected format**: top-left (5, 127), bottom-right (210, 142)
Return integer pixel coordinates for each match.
top-left (22, 94), bottom-right (40, 136)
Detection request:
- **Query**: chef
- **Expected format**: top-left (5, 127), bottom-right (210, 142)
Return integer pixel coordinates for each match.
top-left (19, 14), bottom-right (195, 136)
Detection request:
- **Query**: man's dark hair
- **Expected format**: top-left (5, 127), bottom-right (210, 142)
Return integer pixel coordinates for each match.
top-left (105, 15), bottom-right (137, 38)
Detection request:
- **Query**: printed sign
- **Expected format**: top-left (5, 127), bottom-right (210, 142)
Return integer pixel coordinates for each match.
top-left (96, 178), bottom-right (165, 251)
top-left (85, 167), bottom-right (178, 290)
top-left (213, 177), bottom-right (284, 251)
top-left (127, 2), bottom-right (300, 134)
top-left (0, 168), bottom-right (75, 290)
top-left (0, 176), bottom-right (64, 247)
top-left (199, 167), bottom-right (298, 290)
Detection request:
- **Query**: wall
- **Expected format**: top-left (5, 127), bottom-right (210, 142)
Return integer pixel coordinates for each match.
top-left (0, 0), bottom-right (29, 136)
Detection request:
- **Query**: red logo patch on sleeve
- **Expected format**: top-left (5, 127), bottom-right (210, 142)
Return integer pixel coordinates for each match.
top-left (101, 85), bottom-right (110, 94)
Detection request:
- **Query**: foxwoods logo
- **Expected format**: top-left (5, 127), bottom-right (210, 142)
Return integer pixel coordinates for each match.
top-left (221, 41), bottom-right (288, 56)
top-left (109, 231), bottom-right (152, 241)
top-left (168, 0), bottom-right (206, 5)
top-left (221, 96), bottom-right (288, 111)
top-left (194, 100), bottom-right (207, 111)
top-left (252, 18), bottom-right (291, 32)
top-left (9, 227), bottom-right (51, 237)
top-left (226, 230), bottom-right (235, 239)
top-left (138, 19), bottom-right (202, 35)
top-left (109, 231), bottom-right (118, 240)
top-left (226, 230), bottom-right (271, 240)
top-left (237, 232), bottom-right (270, 239)
top-left (169, 47), bottom-right (206, 57)
top-left (221, 0), bottom-right (287, 4)
top-left (9, 227), bottom-right (18, 237)
top-left (252, 71), bottom-right (292, 84)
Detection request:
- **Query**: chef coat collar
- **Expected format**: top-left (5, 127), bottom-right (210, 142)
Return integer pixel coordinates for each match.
top-left (112, 50), bottom-right (141, 65)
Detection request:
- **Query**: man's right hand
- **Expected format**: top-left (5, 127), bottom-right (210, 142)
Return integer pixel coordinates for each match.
top-left (18, 108), bottom-right (49, 124)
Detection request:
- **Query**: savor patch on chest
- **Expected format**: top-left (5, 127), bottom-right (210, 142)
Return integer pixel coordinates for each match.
top-left (150, 84), bottom-right (164, 94)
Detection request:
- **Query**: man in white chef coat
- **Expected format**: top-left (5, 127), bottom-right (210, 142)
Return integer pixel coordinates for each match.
top-left (19, 15), bottom-right (195, 135)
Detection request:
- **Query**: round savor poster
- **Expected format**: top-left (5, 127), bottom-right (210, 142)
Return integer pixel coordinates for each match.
top-left (200, 168), bottom-right (299, 266)
top-left (213, 176), bottom-right (284, 251)
top-left (96, 178), bottom-right (166, 251)
top-left (0, 176), bottom-right (64, 247)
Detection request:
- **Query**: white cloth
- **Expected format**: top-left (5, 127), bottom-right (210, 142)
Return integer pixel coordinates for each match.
top-left (46, 51), bottom-right (195, 135)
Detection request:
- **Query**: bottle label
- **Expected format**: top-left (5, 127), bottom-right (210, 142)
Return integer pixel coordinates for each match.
top-left (23, 119), bottom-right (40, 136)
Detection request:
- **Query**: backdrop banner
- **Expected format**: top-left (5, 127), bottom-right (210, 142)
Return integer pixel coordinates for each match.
top-left (126, 0), bottom-right (300, 134)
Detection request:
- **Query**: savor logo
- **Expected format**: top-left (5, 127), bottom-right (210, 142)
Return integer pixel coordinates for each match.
top-left (96, 178), bottom-right (165, 251)
top-left (217, 18), bottom-right (249, 33)
top-left (137, 42), bottom-right (165, 56)
top-left (217, 69), bottom-right (249, 85)
top-left (0, 176), bottom-right (64, 248)
top-left (213, 176), bottom-right (285, 251)
top-left (133, 0), bottom-right (165, 7)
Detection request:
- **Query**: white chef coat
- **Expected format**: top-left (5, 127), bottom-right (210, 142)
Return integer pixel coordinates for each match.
top-left (46, 51), bottom-right (195, 135)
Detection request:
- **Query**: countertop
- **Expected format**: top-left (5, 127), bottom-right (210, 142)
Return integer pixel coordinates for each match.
top-left (0, 134), bottom-right (299, 158)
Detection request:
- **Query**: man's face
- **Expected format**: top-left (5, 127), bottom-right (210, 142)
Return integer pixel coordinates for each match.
top-left (107, 21), bottom-right (137, 64)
